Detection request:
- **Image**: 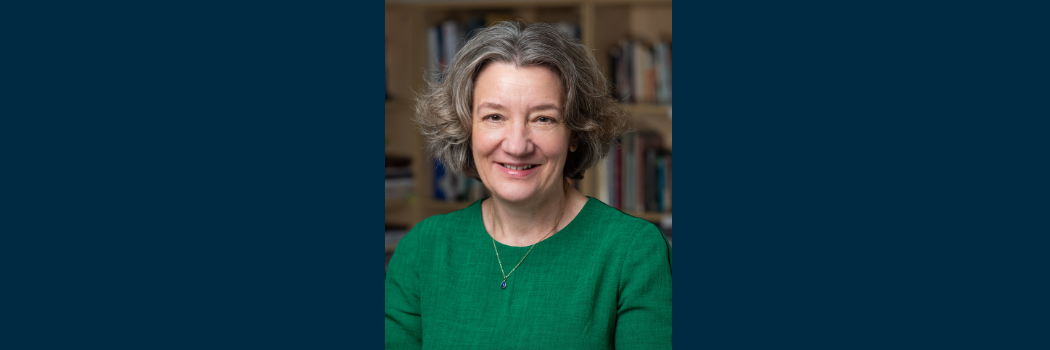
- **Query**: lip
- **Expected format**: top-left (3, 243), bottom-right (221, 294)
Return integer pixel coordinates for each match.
top-left (497, 162), bottom-right (540, 177)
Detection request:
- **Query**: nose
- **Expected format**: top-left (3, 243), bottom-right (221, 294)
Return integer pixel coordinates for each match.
top-left (502, 119), bottom-right (533, 156)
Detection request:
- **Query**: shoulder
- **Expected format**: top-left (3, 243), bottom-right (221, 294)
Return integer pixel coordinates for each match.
top-left (393, 199), bottom-right (483, 265)
top-left (415, 199), bottom-right (482, 228)
top-left (575, 198), bottom-right (672, 278)
top-left (407, 199), bottom-right (484, 240)
top-left (577, 197), bottom-right (667, 247)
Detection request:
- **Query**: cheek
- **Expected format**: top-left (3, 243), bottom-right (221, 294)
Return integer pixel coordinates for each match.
top-left (472, 131), bottom-right (498, 151)
top-left (541, 134), bottom-right (570, 156)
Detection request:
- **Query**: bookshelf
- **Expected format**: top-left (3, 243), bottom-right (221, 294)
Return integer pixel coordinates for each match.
top-left (385, 0), bottom-right (672, 236)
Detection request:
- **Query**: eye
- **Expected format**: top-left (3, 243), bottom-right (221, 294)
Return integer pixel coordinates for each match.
top-left (483, 114), bottom-right (502, 121)
top-left (537, 116), bottom-right (555, 123)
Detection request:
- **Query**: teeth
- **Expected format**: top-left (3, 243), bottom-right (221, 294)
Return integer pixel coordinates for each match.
top-left (503, 164), bottom-right (535, 171)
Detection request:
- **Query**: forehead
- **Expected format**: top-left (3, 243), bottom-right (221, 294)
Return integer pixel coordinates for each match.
top-left (473, 62), bottom-right (563, 108)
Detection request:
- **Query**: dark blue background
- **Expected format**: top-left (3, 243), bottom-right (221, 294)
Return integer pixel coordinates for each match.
top-left (5, 2), bottom-right (382, 348)
top-left (4, 1), bottom-right (1047, 349)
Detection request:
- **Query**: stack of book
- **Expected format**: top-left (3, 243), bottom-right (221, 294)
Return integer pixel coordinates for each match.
top-left (433, 159), bottom-right (489, 203)
top-left (385, 227), bottom-right (408, 273)
top-left (609, 40), bottom-right (672, 105)
top-left (597, 131), bottom-right (672, 213)
top-left (428, 17), bottom-right (580, 72)
top-left (385, 156), bottom-right (413, 201)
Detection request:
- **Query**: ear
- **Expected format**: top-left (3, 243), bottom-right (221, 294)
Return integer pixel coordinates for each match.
top-left (569, 135), bottom-right (579, 152)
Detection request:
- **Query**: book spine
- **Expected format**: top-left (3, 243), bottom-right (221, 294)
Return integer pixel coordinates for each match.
top-left (634, 132), bottom-right (645, 212)
top-left (608, 45), bottom-right (622, 100)
top-left (663, 43), bottom-right (672, 103)
top-left (612, 140), bottom-right (621, 209)
top-left (432, 159), bottom-right (447, 201)
top-left (644, 45), bottom-right (655, 104)
top-left (621, 40), bottom-right (633, 103)
top-left (465, 16), bottom-right (485, 40)
top-left (665, 153), bottom-right (672, 212)
top-left (633, 42), bottom-right (645, 104)
top-left (654, 42), bottom-right (668, 104)
top-left (642, 145), bottom-right (651, 208)
top-left (663, 42), bottom-right (673, 104)
top-left (656, 155), bottom-right (665, 212)
top-left (427, 26), bottom-right (440, 72)
top-left (442, 20), bottom-right (458, 69)
top-left (596, 145), bottom-right (610, 205)
top-left (622, 133), bottom-right (633, 211)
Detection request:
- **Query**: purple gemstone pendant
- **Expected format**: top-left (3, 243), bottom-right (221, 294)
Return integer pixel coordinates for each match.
top-left (500, 280), bottom-right (507, 289)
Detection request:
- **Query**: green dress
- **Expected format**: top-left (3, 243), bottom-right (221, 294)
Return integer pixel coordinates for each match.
top-left (385, 197), bottom-right (672, 349)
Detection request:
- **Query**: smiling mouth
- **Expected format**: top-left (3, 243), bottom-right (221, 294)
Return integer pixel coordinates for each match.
top-left (501, 163), bottom-right (537, 171)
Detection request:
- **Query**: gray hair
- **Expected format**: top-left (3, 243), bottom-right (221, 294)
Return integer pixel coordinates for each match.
top-left (414, 21), bottom-right (628, 181)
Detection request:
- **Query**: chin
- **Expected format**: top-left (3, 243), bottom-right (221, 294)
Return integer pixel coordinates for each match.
top-left (492, 190), bottom-right (534, 203)
top-left (489, 185), bottom-right (536, 203)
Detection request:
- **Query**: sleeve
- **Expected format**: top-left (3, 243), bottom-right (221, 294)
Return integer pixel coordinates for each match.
top-left (614, 223), bottom-right (672, 349)
top-left (385, 220), bottom-right (426, 349)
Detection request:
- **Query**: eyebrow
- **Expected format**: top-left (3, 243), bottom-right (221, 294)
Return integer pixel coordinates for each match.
top-left (475, 102), bottom-right (562, 114)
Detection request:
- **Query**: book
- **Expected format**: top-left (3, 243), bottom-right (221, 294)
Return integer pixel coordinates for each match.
top-left (385, 156), bottom-right (413, 200)
top-left (622, 133), bottom-right (634, 212)
top-left (608, 39), bottom-right (672, 105)
top-left (608, 44), bottom-right (622, 100)
top-left (596, 145), bottom-right (610, 205)
top-left (635, 131), bottom-right (664, 212)
top-left (433, 158), bottom-right (488, 202)
top-left (633, 41), bottom-right (647, 104)
top-left (656, 154), bottom-right (666, 212)
top-left (599, 132), bottom-right (669, 213)
top-left (664, 152), bottom-right (672, 212)
top-left (551, 22), bottom-right (580, 41)
top-left (612, 139), bottom-right (622, 209)
top-left (618, 40), bottom-right (633, 102)
top-left (465, 16), bottom-right (486, 41)
top-left (441, 20), bottom-right (460, 69)
top-left (653, 42), bottom-right (672, 104)
top-left (427, 25), bottom-right (440, 72)
top-left (385, 156), bottom-right (412, 178)
top-left (385, 177), bottom-right (414, 200)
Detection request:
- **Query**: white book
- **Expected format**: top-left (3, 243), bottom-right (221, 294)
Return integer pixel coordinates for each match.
top-left (596, 155), bottom-right (609, 205)
top-left (633, 42), bottom-right (646, 104)
top-left (654, 42), bottom-right (671, 104)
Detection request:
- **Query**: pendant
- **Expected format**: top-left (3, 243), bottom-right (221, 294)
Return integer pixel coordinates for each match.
top-left (500, 280), bottom-right (507, 289)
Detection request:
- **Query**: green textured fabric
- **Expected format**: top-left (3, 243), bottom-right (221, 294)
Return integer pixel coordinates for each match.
top-left (385, 197), bottom-right (672, 349)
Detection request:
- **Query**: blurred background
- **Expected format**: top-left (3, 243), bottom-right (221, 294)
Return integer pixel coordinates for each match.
top-left (385, 0), bottom-right (672, 271)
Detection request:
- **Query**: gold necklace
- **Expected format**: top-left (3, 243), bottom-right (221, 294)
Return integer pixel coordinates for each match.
top-left (490, 198), bottom-right (565, 289)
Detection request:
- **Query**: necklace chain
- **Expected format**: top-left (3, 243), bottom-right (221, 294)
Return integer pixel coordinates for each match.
top-left (491, 198), bottom-right (565, 288)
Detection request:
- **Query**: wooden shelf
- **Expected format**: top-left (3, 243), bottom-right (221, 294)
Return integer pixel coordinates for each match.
top-left (624, 104), bottom-right (670, 116)
top-left (385, 208), bottom-right (412, 227)
top-left (422, 199), bottom-right (474, 213)
top-left (385, 197), bottom-right (411, 210)
top-left (624, 104), bottom-right (672, 149)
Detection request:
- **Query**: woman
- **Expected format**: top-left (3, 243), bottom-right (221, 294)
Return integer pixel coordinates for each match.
top-left (386, 21), bottom-right (671, 349)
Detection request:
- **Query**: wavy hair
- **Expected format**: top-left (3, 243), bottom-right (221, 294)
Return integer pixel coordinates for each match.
top-left (414, 21), bottom-right (628, 181)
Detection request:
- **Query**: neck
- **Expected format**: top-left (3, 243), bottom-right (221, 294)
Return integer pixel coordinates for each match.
top-left (490, 187), bottom-right (573, 247)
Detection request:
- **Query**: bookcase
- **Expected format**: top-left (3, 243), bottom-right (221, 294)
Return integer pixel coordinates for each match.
top-left (385, 0), bottom-right (672, 244)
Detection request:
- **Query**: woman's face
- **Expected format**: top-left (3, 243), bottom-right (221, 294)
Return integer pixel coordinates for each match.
top-left (471, 62), bottom-right (571, 205)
